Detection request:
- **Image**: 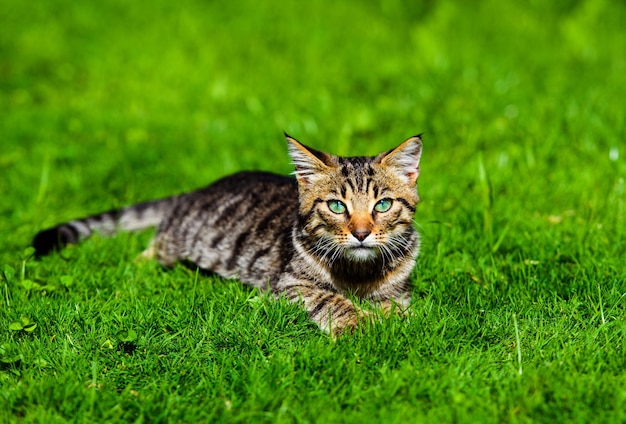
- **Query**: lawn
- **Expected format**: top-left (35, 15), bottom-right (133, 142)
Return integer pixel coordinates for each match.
top-left (1, 0), bottom-right (625, 422)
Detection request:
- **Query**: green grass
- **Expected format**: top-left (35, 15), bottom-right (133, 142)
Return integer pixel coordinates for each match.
top-left (2, 0), bottom-right (626, 422)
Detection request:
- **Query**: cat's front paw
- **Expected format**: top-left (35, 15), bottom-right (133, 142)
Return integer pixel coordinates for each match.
top-left (329, 310), bottom-right (374, 338)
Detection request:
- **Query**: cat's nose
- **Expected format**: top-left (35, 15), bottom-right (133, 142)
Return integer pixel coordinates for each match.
top-left (352, 229), bottom-right (371, 242)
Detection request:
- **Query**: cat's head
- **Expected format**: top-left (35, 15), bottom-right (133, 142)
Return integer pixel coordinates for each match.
top-left (286, 133), bottom-right (422, 264)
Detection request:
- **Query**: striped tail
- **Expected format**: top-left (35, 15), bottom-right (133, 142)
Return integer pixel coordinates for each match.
top-left (33, 198), bottom-right (175, 256)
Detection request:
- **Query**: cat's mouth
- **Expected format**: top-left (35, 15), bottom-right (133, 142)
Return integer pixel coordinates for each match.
top-left (345, 245), bottom-right (378, 261)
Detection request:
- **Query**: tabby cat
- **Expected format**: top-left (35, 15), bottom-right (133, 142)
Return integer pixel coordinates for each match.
top-left (34, 134), bottom-right (423, 336)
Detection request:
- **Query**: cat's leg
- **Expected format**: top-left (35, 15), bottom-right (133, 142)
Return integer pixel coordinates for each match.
top-left (274, 278), bottom-right (371, 337)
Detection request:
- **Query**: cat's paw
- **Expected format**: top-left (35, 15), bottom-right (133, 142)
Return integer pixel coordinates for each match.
top-left (330, 310), bottom-right (375, 338)
top-left (135, 244), bottom-right (157, 263)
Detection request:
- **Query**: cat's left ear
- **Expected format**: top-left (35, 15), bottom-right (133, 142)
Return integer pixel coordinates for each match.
top-left (377, 135), bottom-right (423, 186)
top-left (285, 133), bottom-right (335, 186)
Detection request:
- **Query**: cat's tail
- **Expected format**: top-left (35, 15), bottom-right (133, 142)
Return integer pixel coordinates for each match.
top-left (32, 198), bottom-right (175, 256)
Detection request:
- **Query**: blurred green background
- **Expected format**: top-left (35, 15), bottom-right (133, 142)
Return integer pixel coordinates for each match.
top-left (2, 0), bottom-right (625, 229)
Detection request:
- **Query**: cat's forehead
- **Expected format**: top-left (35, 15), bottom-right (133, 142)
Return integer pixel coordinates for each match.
top-left (328, 156), bottom-right (392, 197)
top-left (337, 156), bottom-right (375, 176)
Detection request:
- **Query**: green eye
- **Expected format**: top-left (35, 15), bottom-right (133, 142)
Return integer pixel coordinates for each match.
top-left (327, 200), bottom-right (347, 214)
top-left (374, 198), bottom-right (393, 213)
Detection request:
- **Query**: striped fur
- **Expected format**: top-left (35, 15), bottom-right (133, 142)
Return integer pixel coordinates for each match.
top-left (33, 134), bottom-right (423, 336)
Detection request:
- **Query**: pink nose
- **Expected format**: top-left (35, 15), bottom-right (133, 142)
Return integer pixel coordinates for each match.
top-left (352, 229), bottom-right (371, 242)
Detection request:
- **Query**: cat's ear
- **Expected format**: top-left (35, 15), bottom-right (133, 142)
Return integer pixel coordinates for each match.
top-left (285, 133), bottom-right (334, 186)
top-left (377, 134), bottom-right (423, 186)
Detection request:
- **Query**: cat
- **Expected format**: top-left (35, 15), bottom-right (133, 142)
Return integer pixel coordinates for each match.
top-left (33, 134), bottom-right (423, 336)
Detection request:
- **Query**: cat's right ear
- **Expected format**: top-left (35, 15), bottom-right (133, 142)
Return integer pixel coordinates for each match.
top-left (285, 133), bottom-right (334, 186)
